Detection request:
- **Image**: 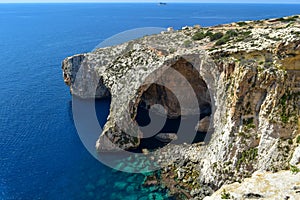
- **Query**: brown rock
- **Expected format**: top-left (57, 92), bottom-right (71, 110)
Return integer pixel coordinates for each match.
top-left (196, 116), bottom-right (211, 132)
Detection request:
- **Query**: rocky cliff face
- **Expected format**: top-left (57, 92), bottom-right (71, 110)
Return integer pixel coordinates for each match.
top-left (62, 15), bottom-right (300, 199)
top-left (204, 164), bottom-right (300, 200)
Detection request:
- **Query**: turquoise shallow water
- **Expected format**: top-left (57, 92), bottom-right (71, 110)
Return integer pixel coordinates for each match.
top-left (1, 3), bottom-right (300, 199)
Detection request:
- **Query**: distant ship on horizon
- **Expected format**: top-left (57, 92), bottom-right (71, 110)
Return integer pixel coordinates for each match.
top-left (158, 2), bottom-right (167, 6)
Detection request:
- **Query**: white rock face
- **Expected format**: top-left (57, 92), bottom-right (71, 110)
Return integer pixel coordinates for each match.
top-left (290, 146), bottom-right (300, 166)
top-left (205, 166), bottom-right (300, 200)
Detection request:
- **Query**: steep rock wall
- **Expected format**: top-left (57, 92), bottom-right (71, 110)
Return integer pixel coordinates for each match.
top-left (62, 15), bottom-right (300, 197)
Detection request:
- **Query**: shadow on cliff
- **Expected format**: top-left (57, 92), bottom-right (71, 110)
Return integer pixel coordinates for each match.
top-left (134, 103), bottom-right (211, 152)
top-left (132, 58), bottom-right (212, 152)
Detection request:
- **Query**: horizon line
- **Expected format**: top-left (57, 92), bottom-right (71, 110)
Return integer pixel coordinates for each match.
top-left (1, 1), bottom-right (300, 4)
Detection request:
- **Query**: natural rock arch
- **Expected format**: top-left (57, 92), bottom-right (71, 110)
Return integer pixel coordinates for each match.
top-left (132, 57), bottom-right (213, 150)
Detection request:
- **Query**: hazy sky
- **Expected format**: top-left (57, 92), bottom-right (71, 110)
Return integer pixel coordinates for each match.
top-left (0, 0), bottom-right (299, 3)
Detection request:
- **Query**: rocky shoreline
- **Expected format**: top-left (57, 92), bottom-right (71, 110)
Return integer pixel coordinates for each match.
top-left (154, 144), bottom-right (214, 199)
top-left (62, 15), bottom-right (300, 199)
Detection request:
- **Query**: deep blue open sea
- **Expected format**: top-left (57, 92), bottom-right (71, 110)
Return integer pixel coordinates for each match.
top-left (1, 3), bottom-right (300, 200)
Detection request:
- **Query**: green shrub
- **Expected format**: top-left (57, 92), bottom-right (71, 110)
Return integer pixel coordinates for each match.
top-left (278, 17), bottom-right (297, 22)
top-left (237, 21), bottom-right (247, 26)
top-left (244, 118), bottom-right (254, 125)
top-left (214, 30), bottom-right (239, 46)
top-left (216, 34), bottom-right (232, 45)
top-left (241, 31), bottom-right (252, 37)
top-left (290, 165), bottom-right (300, 174)
top-left (226, 30), bottom-right (238, 37)
top-left (237, 148), bottom-right (258, 168)
top-left (192, 31), bottom-right (206, 40)
top-left (169, 48), bottom-right (176, 53)
top-left (206, 31), bottom-right (213, 37)
top-left (280, 94), bottom-right (289, 123)
top-left (192, 31), bottom-right (215, 41)
top-left (184, 40), bottom-right (192, 47)
top-left (210, 32), bottom-right (224, 41)
top-left (296, 135), bottom-right (300, 144)
top-left (221, 189), bottom-right (231, 199)
top-left (281, 115), bottom-right (289, 123)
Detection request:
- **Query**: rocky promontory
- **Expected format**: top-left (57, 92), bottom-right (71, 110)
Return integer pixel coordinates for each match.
top-left (62, 15), bottom-right (300, 199)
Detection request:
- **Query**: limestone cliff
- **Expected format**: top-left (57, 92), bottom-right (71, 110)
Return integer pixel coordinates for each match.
top-left (62, 15), bottom-right (300, 199)
top-left (205, 164), bottom-right (300, 200)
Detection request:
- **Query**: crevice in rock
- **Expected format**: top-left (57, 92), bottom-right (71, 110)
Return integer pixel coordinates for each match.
top-left (96, 77), bottom-right (112, 99)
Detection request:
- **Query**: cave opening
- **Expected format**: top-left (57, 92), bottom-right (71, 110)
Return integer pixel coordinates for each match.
top-left (134, 58), bottom-right (212, 151)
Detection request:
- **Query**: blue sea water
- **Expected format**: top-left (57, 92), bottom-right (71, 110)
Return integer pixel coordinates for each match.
top-left (1, 3), bottom-right (300, 200)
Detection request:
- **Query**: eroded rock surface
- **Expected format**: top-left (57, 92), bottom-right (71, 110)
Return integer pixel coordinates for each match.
top-left (204, 165), bottom-right (300, 200)
top-left (62, 15), bottom-right (300, 199)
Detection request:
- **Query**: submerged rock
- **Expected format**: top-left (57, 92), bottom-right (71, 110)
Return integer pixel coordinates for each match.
top-left (113, 181), bottom-right (127, 191)
top-left (155, 133), bottom-right (178, 143)
top-left (148, 193), bottom-right (164, 200)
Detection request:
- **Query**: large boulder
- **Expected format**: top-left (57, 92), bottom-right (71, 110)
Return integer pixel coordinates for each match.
top-left (196, 116), bottom-right (211, 132)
